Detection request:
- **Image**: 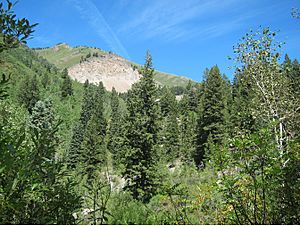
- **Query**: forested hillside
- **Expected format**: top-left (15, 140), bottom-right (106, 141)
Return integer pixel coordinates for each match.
top-left (1, 1), bottom-right (300, 225)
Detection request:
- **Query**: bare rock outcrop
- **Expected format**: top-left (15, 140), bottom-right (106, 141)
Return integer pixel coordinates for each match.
top-left (68, 54), bottom-right (141, 93)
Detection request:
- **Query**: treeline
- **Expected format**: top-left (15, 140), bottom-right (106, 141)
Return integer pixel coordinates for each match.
top-left (1, 1), bottom-right (300, 224)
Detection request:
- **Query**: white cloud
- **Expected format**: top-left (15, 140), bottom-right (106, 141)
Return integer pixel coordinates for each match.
top-left (117, 0), bottom-right (259, 42)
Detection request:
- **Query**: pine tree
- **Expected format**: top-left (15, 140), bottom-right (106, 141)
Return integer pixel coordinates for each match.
top-left (93, 82), bottom-right (106, 137)
top-left (179, 108), bottom-right (197, 163)
top-left (108, 87), bottom-right (125, 167)
top-left (283, 55), bottom-right (300, 98)
top-left (160, 86), bottom-right (178, 117)
top-left (81, 114), bottom-right (106, 181)
top-left (230, 73), bottom-right (256, 134)
top-left (67, 80), bottom-right (94, 169)
top-left (61, 68), bottom-right (73, 99)
top-left (80, 82), bottom-right (107, 180)
top-left (184, 80), bottom-right (200, 112)
top-left (162, 111), bottom-right (180, 162)
top-left (18, 74), bottom-right (40, 113)
top-left (159, 87), bottom-right (180, 161)
top-left (123, 51), bottom-right (160, 202)
top-left (195, 66), bottom-right (229, 166)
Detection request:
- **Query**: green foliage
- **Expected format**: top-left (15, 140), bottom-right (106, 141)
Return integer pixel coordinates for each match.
top-left (195, 66), bottom-right (229, 166)
top-left (1, 8), bottom-right (300, 224)
top-left (0, 73), bottom-right (9, 99)
top-left (61, 68), bottom-right (73, 98)
top-left (211, 127), bottom-right (300, 224)
top-left (67, 80), bottom-right (94, 168)
top-left (17, 74), bottom-right (40, 113)
top-left (0, 0), bottom-right (38, 52)
top-left (108, 87), bottom-right (126, 168)
top-left (123, 51), bottom-right (160, 202)
top-left (81, 114), bottom-right (106, 181)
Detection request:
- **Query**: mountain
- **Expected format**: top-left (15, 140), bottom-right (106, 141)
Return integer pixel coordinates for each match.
top-left (34, 43), bottom-right (194, 92)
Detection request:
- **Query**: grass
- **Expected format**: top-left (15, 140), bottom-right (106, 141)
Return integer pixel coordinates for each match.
top-left (35, 44), bottom-right (194, 88)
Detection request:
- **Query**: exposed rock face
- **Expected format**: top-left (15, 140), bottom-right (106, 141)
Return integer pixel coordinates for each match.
top-left (53, 43), bottom-right (70, 51)
top-left (68, 53), bottom-right (141, 93)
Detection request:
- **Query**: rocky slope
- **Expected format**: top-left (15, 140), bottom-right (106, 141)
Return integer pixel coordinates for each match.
top-left (68, 53), bottom-right (141, 92)
top-left (35, 43), bottom-right (194, 92)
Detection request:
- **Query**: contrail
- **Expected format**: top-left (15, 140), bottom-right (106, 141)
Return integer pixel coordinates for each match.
top-left (70, 0), bottom-right (130, 59)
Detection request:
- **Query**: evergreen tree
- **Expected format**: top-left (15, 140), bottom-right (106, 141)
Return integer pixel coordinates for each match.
top-left (160, 86), bottom-right (178, 117)
top-left (67, 80), bottom-right (94, 169)
top-left (61, 68), bottom-right (73, 99)
top-left (195, 66), bottom-right (229, 166)
top-left (159, 87), bottom-right (180, 161)
top-left (41, 73), bottom-right (50, 89)
top-left (93, 81), bottom-right (106, 137)
top-left (179, 109), bottom-right (197, 163)
top-left (230, 73), bottom-right (256, 134)
top-left (81, 114), bottom-right (106, 182)
top-left (18, 74), bottom-right (40, 113)
top-left (108, 87), bottom-right (125, 167)
top-left (123, 51), bottom-right (160, 202)
top-left (184, 80), bottom-right (200, 112)
top-left (81, 82), bottom-right (107, 181)
top-left (161, 111), bottom-right (180, 162)
top-left (283, 55), bottom-right (300, 98)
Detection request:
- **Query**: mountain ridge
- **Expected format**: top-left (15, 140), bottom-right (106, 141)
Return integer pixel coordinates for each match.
top-left (34, 43), bottom-right (194, 92)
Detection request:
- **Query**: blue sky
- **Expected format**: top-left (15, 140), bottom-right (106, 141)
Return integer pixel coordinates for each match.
top-left (14, 0), bottom-right (300, 81)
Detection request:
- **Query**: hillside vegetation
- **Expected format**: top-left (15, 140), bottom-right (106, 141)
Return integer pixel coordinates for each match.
top-left (35, 43), bottom-right (193, 89)
top-left (1, 1), bottom-right (300, 225)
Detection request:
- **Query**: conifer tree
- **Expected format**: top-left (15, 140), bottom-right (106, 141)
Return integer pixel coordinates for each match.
top-left (68, 80), bottom-right (94, 169)
top-left (159, 87), bottom-right (180, 161)
top-left (81, 114), bottom-right (105, 181)
top-left (195, 66), bottom-right (229, 166)
top-left (160, 86), bottom-right (178, 117)
top-left (123, 51), bottom-right (160, 202)
top-left (108, 87), bottom-right (125, 166)
top-left (184, 80), bottom-right (200, 112)
top-left (162, 111), bottom-right (180, 162)
top-left (81, 82), bottom-right (107, 180)
top-left (179, 108), bottom-right (197, 163)
top-left (230, 73), bottom-right (256, 134)
top-left (283, 55), bottom-right (300, 98)
top-left (18, 74), bottom-right (40, 113)
top-left (93, 82), bottom-right (106, 137)
top-left (61, 68), bottom-right (73, 99)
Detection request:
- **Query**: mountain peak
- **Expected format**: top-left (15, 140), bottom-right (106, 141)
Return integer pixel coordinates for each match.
top-left (53, 42), bottom-right (70, 51)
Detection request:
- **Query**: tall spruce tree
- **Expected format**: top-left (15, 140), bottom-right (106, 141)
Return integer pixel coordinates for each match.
top-left (283, 55), bottom-right (300, 99)
top-left (159, 87), bottom-right (180, 162)
top-left (160, 86), bottom-right (178, 117)
top-left (108, 87), bottom-right (125, 167)
top-left (179, 108), bottom-right (197, 163)
top-left (67, 80), bottom-right (94, 169)
top-left (195, 66), bottom-right (229, 166)
top-left (81, 82), bottom-right (107, 181)
top-left (230, 73), bottom-right (256, 134)
top-left (18, 74), bottom-right (40, 113)
top-left (123, 51), bottom-right (160, 202)
top-left (61, 68), bottom-right (73, 99)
